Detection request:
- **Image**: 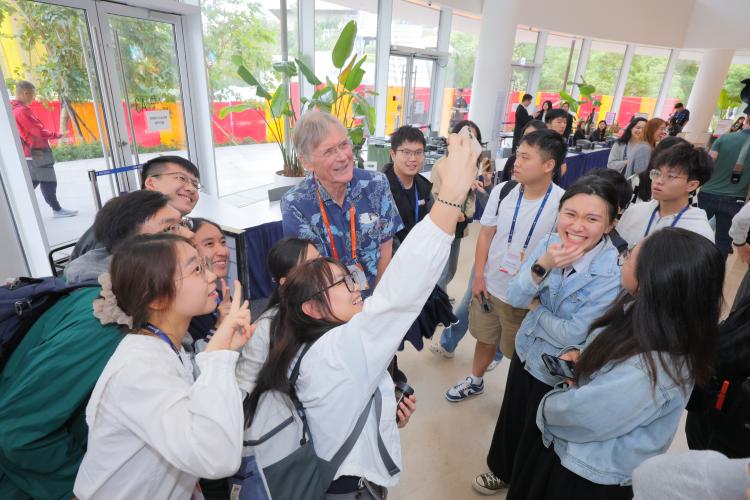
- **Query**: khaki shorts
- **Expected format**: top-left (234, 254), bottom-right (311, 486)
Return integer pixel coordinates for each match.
top-left (469, 293), bottom-right (528, 357)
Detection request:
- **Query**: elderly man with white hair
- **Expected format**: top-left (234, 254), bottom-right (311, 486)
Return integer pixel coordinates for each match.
top-left (281, 111), bottom-right (403, 292)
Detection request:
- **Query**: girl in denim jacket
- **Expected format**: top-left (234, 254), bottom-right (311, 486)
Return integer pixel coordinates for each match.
top-left (475, 176), bottom-right (622, 495)
top-left (508, 228), bottom-right (724, 499)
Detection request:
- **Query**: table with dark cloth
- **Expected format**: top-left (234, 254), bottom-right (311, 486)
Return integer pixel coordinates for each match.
top-left (559, 148), bottom-right (611, 188)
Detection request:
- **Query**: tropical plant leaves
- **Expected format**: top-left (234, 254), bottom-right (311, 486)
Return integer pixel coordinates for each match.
top-left (332, 20), bottom-right (357, 69)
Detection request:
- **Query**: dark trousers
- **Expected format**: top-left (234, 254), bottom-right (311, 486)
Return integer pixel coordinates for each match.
top-left (487, 352), bottom-right (553, 482)
top-left (698, 190), bottom-right (745, 256)
top-left (32, 180), bottom-right (62, 211)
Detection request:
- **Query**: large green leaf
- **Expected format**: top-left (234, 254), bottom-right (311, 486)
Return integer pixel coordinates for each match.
top-left (272, 61), bottom-right (298, 78)
top-left (348, 125), bottom-right (364, 146)
top-left (345, 68), bottom-right (366, 91)
top-left (218, 103), bottom-right (254, 119)
top-left (352, 97), bottom-right (375, 134)
top-left (270, 84), bottom-right (288, 118)
top-left (237, 64), bottom-right (271, 100)
top-left (559, 90), bottom-right (578, 112)
top-left (332, 20), bottom-right (357, 69)
top-left (295, 57), bottom-right (322, 86)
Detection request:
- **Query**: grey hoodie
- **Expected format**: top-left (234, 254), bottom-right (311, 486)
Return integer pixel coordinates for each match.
top-left (64, 247), bottom-right (111, 285)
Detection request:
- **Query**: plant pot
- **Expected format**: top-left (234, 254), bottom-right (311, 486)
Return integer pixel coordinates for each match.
top-left (274, 170), bottom-right (306, 188)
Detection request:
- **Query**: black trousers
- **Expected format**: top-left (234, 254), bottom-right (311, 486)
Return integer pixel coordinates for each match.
top-left (486, 352), bottom-right (553, 482)
top-left (32, 180), bottom-right (61, 211)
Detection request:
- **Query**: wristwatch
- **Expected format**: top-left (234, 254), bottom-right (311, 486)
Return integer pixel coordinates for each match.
top-left (732, 241), bottom-right (746, 248)
top-left (531, 260), bottom-right (550, 281)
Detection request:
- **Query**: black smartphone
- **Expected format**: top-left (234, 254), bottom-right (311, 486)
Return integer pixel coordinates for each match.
top-left (541, 353), bottom-right (575, 379)
top-left (395, 381), bottom-right (415, 407)
top-left (481, 293), bottom-right (492, 313)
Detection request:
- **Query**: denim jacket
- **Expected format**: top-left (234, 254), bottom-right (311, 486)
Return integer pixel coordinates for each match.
top-left (536, 353), bottom-right (692, 486)
top-left (509, 233), bottom-right (621, 386)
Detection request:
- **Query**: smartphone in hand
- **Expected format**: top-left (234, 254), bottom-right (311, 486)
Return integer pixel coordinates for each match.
top-left (541, 353), bottom-right (575, 379)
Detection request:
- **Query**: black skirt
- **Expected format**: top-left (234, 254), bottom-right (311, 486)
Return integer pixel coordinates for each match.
top-left (506, 434), bottom-right (633, 500)
top-left (486, 352), bottom-right (553, 482)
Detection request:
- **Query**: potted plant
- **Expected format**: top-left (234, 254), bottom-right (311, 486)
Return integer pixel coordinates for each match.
top-left (560, 78), bottom-right (602, 134)
top-left (219, 20), bottom-right (376, 185)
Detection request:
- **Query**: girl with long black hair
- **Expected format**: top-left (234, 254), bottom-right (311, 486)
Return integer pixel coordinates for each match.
top-left (507, 227), bottom-right (724, 499)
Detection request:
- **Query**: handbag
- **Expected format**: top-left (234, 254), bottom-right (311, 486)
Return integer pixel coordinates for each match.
top-left (30, 148), bottom-right (55, 168)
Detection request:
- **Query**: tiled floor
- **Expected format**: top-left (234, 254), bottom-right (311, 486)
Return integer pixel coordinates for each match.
top-left (387, 224), bottom-right (747, 500)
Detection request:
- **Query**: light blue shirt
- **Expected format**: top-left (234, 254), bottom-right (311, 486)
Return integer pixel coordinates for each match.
top-left (508, 233), bottom-right (622, 386)
top-left (538, 353), bottom-right (692, 486)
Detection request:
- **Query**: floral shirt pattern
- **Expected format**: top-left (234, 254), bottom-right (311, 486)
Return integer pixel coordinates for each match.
top-left (281, 168), bottom-right (403, 289)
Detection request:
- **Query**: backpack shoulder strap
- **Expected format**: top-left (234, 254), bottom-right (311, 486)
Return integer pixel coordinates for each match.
top-left (328, 387), bottom-right (400, 477)
top-left (494, 180), bottom-right (518, 216)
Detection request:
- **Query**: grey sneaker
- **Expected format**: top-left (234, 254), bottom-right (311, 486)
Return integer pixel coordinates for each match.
top-left (429, 342), bottom-right (455, 359)
top-left (473, 472), bottom-right (509, 495)
top-left (53, 208), bottom-right (78, 218)
top-left (445, 376), bottom-right (484, 402)
top-left (486, 359), bottom-right (500, 371)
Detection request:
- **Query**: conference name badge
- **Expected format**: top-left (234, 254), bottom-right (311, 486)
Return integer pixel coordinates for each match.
top-left (499, 250), bottom-right (523, 276)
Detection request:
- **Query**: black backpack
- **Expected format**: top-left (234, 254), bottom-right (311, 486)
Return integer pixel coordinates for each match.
top-left (0, 276), bottom-right (98, 371)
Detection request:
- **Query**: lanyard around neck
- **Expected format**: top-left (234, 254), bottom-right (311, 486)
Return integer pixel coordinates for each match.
top-left (144, 323), bottom-right (181, 361)
top-left (396, 174), bottom-right (419, 222)
top-left (314, 175), bottom-right (357, 261)
top-left (507, 183), bottom-right (553, 253)
top-left (644, 204), bottom-right (689, 237)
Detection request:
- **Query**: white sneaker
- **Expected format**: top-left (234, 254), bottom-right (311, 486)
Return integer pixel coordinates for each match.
top-left (53, 208), bottom-right (78, 218)
top-left (429, 342), bottom-right (455, 359)
top-left (486, 359), bottom-right (500, 371)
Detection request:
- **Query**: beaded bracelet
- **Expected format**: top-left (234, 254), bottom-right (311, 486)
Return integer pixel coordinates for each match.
top-left (435, 197), bottom-right (463, 208)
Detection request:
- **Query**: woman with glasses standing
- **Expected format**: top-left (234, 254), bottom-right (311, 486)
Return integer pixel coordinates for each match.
top-left (248, 132), bottom-right (480, 499)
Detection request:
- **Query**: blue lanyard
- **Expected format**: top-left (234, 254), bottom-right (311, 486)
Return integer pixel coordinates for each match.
top-left (396, 175), bottom-right (419, 222)
top-left (644, 205), bottom-right (689, 237)
top-left (144, 323), bottom-right (181, 360)
top-left (507, 184), bottom-right (553, 253)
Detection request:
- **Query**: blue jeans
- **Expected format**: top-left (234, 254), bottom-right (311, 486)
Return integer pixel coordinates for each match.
top-left (440, 266), bottom-right (503, 361)
top-left (698, 191), bottom-right (745, 256)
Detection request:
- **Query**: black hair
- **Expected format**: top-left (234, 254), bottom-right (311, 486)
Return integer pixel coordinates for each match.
top-left (390, 126), bottom-right (426, 152)
top-left (191, 217), bottom-right (222, 235)
top-left (522, 93), bottom-right (533, 102)
top-left (451, 120), bottom-right (483, 144)
top-left (94, 190), bottom-right (171, 252)
top-left (522, 120), bottom-right (547, 134)
top-left (576, 227), bottom-right (724, 389)
top-left (109, 233), bottom-right (189, 332)
top-left (141, 155), bottom-right (200, 188)
top-left (248, 257), bottom-right (346, 418)
top-left (617, 117), bottom-right (648, 145)
top-left (518, 129), bottom-right (568, 172)
top-left (265, 237), bottom-right (316, 312)
top-left (545, 108), bottom-right (569, 125)
top-left (587, 168), bottom-right (633, 212)
top-left (541, 100), bottom-right (553, 110)
top-left (651, 142), bottom-right (714, 186)
top-left (674, 102), bottom-right (684, 109)
top-left (634, 136), bottom-right (691, 202)
top-left (559, 174), bottom-right (619, 222)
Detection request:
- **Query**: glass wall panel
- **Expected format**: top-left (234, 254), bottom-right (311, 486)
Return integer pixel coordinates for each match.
top-left (441, 12), bottom-right (480, 134)
top-left (617, 45), bottom-right (670, 125)
top-left (391, 0), bottom-right (439, 49)
top-left (582, 39), bottom-right (626, 124)
top-left (202, 0), bottom-right (293, 197)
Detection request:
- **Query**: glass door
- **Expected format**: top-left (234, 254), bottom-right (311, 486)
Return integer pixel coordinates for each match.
top-left (0, 0), bottom-right (114, 246)
top-left (387, 52), bottom-right (437, 134)
top-left (95, 1), bottom-right (193, 188)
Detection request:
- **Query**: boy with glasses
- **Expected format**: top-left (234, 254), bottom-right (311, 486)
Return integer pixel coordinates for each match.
top-left (617, 143), bottom-right (714, 247)
top-left (71, 155), bottom-right (201, 260)
top-left (384, 126), bottom-right (433, 243)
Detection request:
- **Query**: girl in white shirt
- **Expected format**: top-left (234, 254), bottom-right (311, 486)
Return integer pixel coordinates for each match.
top-left (74, 233), bottom-right (253, 500)
top-left (246, 133), bottom-right (479, 498)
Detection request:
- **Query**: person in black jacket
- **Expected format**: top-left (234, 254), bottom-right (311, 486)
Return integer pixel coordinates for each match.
top-left (384, 126), bottom-right (433, 243)
top-left (512, 94), bottom-right (534, 153)
top-left (590, 120), bottom-right (608, 142)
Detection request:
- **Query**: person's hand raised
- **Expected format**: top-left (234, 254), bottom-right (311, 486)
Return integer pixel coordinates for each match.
top-left (439, 132), bottom-right (481, 202)
top-left (537, 243), bottom-right (584, 271)
top-left (214, 278), bottom-right (232, 328)
top-left (205, 280), bottom-right (254, 352)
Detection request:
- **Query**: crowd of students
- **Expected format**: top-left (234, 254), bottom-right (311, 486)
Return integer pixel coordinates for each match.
top-left (1, 103), bottom-right (750, 500)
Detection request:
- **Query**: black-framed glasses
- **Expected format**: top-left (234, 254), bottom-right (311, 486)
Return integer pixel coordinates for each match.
top-left (303, 271), bottom-right (363, 302)
top-left (163, 218), bottom-right (194, 234)
top-left (150, 171), bottom-right (202, 190)
top-left (396, 148), bottom-right (425, 159)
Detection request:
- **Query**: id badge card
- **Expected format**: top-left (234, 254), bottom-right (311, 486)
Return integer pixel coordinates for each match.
top-left (499, 250), bottom-right (523, 276)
